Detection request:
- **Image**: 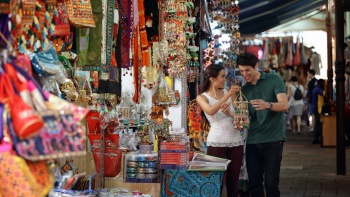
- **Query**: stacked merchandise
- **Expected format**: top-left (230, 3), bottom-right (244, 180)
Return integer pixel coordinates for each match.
top-left (125, 151), bottom-right (158, 183)
top-left (159, 138), bottom-right (189, 170)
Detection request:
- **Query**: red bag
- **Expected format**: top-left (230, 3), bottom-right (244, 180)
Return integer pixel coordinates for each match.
top-left (0, 74), bottom-right (44, 139)
top-left (86, 110), bottom-right (100, 133)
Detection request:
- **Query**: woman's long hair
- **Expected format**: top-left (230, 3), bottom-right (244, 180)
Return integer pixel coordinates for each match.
top-left (200, 64), bottom-right (224, 94)
top-left (199, 64), bottom-right (224, 128)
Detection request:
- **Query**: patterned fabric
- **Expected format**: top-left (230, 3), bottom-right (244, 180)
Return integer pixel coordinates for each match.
top-left (0, 152), bottom-right (42, 197)
top-left (118, 0), bottom-right (131, 68)
top-left (162, 170), bottom-right (223, 197)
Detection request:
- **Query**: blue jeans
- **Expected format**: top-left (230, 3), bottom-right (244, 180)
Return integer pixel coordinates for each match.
top-left (246, 141), bottom-right (284, 197)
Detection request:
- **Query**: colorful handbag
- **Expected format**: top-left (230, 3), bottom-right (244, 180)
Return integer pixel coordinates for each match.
top-left (0, 73), bottom-right (44, 139)
top-left (8, 109), bottom-right (87, 161)
top-left (64, 0), bottom-right (95, 28)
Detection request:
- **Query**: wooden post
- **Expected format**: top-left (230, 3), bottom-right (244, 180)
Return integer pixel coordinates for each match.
top-left (334, 0), bottom-right (346, 175)
top-left (326, 1), bottom-right (333, 100)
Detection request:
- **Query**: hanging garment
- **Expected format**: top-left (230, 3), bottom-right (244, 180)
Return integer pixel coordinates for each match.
top-left (300, 40), bottom-right (308, 65)
top-left (86, 0), bottom-right (102, 66)
top-left (311, 52), bottom-right (322, 75)
top-left (75, 28), bottom-right (90, 67)
top-left (285, 38), bottom-right (293, 66)
top-left (293, 37), bottom-right (301, 66)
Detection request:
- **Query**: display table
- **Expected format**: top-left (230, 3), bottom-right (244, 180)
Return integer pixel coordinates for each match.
top-left (161, 170), bottom-right (224, 197)
top-left (322, 115), bottom-right (336, 147)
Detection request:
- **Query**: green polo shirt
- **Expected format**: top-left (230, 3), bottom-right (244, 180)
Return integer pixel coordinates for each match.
top-left (241, 72), bottom-right (286, 144)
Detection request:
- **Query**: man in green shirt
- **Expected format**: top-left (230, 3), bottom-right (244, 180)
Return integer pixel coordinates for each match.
top-left (237, 52), bottom-right (289, 197)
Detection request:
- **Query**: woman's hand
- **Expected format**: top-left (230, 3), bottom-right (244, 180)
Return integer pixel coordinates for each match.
top-left (228, 84), bottom-right (241, 96)
top-left (221, 102), bottom-right (231, 116)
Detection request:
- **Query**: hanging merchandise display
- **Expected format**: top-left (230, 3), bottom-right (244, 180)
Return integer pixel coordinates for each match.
top-left (232, 91), bottom-right (250, 131)
top-left (206, 0), bottom-right (240, 69)
top-left (160, 0), bottom-right (194, 77)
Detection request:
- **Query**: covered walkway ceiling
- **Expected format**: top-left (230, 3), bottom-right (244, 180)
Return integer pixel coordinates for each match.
top-left (238, 0), bottom-right (327, 35)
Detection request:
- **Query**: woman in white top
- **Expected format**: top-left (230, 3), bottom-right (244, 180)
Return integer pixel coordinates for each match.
top-left (196, 64), bottom-right (244, 197)
top-left (288, 76), bottom-right (306, 133)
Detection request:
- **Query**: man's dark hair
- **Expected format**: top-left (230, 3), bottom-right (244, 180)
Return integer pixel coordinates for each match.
top-left (236, 52), bottom-right (259, 68)
top-left (308, 69), bottom-right (315, 76)
top-left (291, 76), bottom-right (298, 82)
top-left (317, 79), bottom-right (325, 89)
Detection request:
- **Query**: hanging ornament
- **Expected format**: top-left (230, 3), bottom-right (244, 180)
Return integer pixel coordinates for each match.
top-left (232, 91), bottom-right (250, 130)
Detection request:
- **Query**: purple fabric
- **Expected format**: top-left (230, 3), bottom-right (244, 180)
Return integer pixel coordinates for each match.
top-left (0, 14), bottom-right (11, 47)
top-left (0, 103), bottom-right (4, 141)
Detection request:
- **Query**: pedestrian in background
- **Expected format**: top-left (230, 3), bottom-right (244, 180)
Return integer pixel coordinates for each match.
top-left (288, 76), bottom-right (305, 134)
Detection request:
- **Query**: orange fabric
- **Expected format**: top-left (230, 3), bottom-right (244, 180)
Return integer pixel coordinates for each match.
top-left (138, 0), bottom-right (150, 66)
top-left (26, 160), bottom-right (55, 196)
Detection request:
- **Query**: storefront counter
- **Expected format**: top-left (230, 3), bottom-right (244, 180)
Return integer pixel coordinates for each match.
top-left (322, 115), bottom-right (336, 147)
top-left (161, 170), bottom-right (224, 197)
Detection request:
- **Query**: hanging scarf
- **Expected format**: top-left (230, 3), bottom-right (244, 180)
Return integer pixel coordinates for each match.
top-left (138, 0), bottom-right (150, 66)
top-left (118, 0), bottom-right (131, 68)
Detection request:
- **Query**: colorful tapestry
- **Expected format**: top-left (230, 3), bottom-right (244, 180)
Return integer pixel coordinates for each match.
top-left (162, 170), bottom-right (223, 197)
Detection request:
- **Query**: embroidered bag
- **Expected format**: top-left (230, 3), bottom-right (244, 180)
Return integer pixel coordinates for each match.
top-left (64, 0), bottom-right (95, 28)
top-left (9, 108), bottom-right (87, 161)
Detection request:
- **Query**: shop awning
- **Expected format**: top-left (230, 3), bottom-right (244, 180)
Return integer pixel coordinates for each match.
top-left (239, 0), bottom-right (327, 35)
